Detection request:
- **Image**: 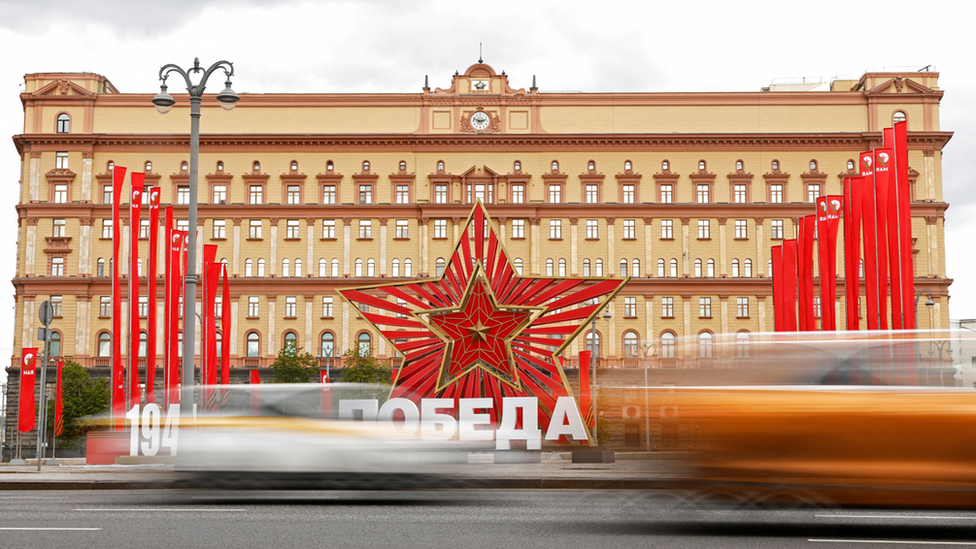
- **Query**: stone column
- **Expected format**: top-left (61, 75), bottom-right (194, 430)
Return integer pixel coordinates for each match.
top-left (25, 217), bottom-right (38, 276)
top-left (230, 299), bottom-right (240, 357)
top-left (757, 294), bottom-right (768, 333)
top-left (643, 218), bottom-right (653, 279)
top-left (681, 295), bottom-right (692, 358)
top-left (644, 295), bottom-right (654, 346)
top-left (306, 218), bottom-right (316, 277)
top-left (606, 218), bottom-right (615, 276)
top-left (304, 294), bottom-right (314, 354)
top-left (681, 218), bottom-right (690, 277)
top-left (78, 217), bottom-right (93, 276)
top-left (755, 218), bottom-right (765, 275)
top-left (497, 217), bottom-right (507, 244)
top-left (926, 216), bottom-right (939, 276)
top-left (343, 218), bottom-right (352, 277)
top-left (269, 217), bottom-right (279, 277)
top-left (267, 297), bottom-right (277, 356)
top-left (22, 297), bottom-right (35, 349)
top-left (923, 149), bottom-right (936, 200)
top-left (530, 218), bottom-right (540, 275)
top-left (719, 295), bottom-right (729, 334)
top-left (379, 218), bottom-right (388, 277)
top-left (419, 217), bottom-right (429, 276)
top-left (342, 301), bottom-right (351, 353)
top-left (29, 151), bottom-right (41, 202)
top-left (718, 218), bottom-right (728, 277)
top-left (569, 217), bottom-right (579, 276)
top-left (81, 151), bottom-right (93, 202)
top-left (75, 296), bottom-right (91, 356)
top-left (232, 218), bottom-right (242, 276)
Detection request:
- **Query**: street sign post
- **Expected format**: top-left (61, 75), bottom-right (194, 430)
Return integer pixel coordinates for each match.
top-left (35, 300), bottom-right (52, 470)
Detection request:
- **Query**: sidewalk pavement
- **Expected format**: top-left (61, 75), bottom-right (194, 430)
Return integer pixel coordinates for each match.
top-left (0, 452), bottom-right (685, 491)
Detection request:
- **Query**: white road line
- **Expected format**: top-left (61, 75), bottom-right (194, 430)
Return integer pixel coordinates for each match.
top-left (809, 540), bottom-right (976, 545)
top-left (817, 515), bottom-right (976, 520)
top-left (73, 508), bottom-right (246, 512)
top-left (0, 528), bottom-right (102, 531)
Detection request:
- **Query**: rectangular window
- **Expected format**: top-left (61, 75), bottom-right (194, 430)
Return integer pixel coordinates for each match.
top-left (285, 296), bottom-right (297, 318)
top-left (661, 219), bottom-right (673, 239)
top-left (51, 295), bottom-right (62, 317)
top-left (286, 185), bottom-right (301, 204)
top-left (699, 297), bottom-right (712, 318)
top-left (322, 296), bottom-right (334, 318)
top-left (53, 184), bottom-right (68, 203)
top-left (212, 185), bottom-right (227, 204)
top-left (624, 296), bottom-right (637, 318)
top-left (136, 219), bottom-right (149, 239)
top-left (286, 219), bottom-right (300, 239)
top-left (661, 297), bottom-right (674, 318)
top-left (808, 184), bottom-right (821, 203)
top-left (698, 219), bottom-right (710, 239)
top-left (770, 184), bottom-right (783, 204)
top-left (434, 219), bottom-right (447, 239)
top-left (138, 296), bottom-right (148, 318)
top-left (660, 184), bottom-right (673, 204)
top-left (586, 219), bottom-right (598, 239)
top-left (249, 219), bottom-right (262, 239)
top-left (212, 219), bottom-right (226, 239)
top-left (734, 184), bottom-right (747, 204)
top-left (622, 184), bottom-right (635, 204)
top-left (322, 219), bottom-right (335, 239)
top-left (549, 219), bottom-right (562, 239)
top-left (814, 297), bottom-right (822, 319)
top-left (734, 219), bottom-right (747, 239)
top-left (395, 219), bottom-right (409, 239)
top-left (55, 151), bottom-right (68, 169)
top-left (434, 185), bottom-right (448, 204)
top-left (101, 220), bottom-right (113, 239)
top-left (358, 220), bottom-right (372, 239)
top-left (548, 185), bottom-right (562, 204)
top-left (395, 185), bottom-right (410, 204)
top-left (249, 185), bottom-right (264, 205)
top-left (177, 186), bottom-right (190, 205)
top-left (100, 296), bottom-right (111, 317)
top-left (511, 219), bottom-right (525, 239)
top-left (771, 219), bottom-right (784, 240)
top-left (622, 219), bottom-right (635, 240)
top-left (737, 297), bottom-right (749, 318)
top-left (248, 296), bottom-right (260, 318)
top-left (511, 184), bottom-right (524, 204)
top-left (585, 184), bottom-right (599, 204)
top-left (52, 219), bottom-right (66, 237)
top-left (176, 219), bottom-right (189, 232)
top-left (102, 185), bottom-right (112, 204)
top-left (697, 184), bottom-right (710, 204)
top-left (322, 185), bottom-right (337, 205)
top-left (359, 185), bottom-right (372, 204)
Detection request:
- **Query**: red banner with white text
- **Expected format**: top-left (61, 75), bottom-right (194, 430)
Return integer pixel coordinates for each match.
top-left (111, 166), bottom-right (127, 426)
top-left (18, 348), bottom-right (38, 433)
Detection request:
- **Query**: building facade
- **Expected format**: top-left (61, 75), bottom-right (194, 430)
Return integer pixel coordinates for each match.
top-left (9, 63), bottom-right (953, 377)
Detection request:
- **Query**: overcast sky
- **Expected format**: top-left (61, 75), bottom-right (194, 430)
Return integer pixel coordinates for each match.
top-left (1, 0), bottom-right (973, 385)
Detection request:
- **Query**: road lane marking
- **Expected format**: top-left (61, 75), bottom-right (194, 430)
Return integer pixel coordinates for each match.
top-left (817, 515), bottom-right (976, 520)
top-left (809, 541), bottom-right (976, 545)
top-left (0, 528), bottom-right (102, 531)
top-left (74, 508), bottom-right (246, 512)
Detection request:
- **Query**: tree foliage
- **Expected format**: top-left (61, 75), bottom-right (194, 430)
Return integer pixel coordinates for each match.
top-left (269, 342), bottom-right (318, 383)
top-left (340, 345), bottom-right (391, 385)
top-left (46, 360), bottom-right (110, 449)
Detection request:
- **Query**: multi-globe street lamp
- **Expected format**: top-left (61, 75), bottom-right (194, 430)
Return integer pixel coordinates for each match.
top-left (152, 58), bottom-right (239, 415)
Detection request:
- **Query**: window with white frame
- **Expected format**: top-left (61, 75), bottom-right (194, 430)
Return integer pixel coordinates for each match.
top-left (661, 219), bottom-right (673, 239)
top-left (177, 186), bottom-right (190, 204)
top-left (511, 184), bottom-right (524, 204)
top-left (770, 184), bottom-right (783, 204)
top-left (395, 219), bottom-right (409, 239)
top-left (51, 257), bottom-right (65, 276)
top-left (285, 296), bottom-right (297, 318)
top-left (249, 185), bottom-right (263, 205)
top-left (248, 296), bottom-right (260, 317)
top-left (395, 185), bottom-right (410, 204)
top-left (434, 219), bottom-right (447, 239)
top-left (583, 259), bottom-right (591, 276)
top-left (511, 219), bottom-right (525, 239)
top-left (622, 219), bottom-right (635, 239)
top-left (549, 219), bottom-right (562, 239)
top-left (286, 185), bottom-right (301, 204)
top-left (698, 219), bottom-right (710, 239)
top-left (249, 220), bottom-right (262, 239)
top-left (699, 297), bottom-right (712, 318)
top-left (734, 219), bottom-right (747, 239)
top-left (434, 185), bottom-right (448, 204)
top-left (585, 184), bottom-right (599, 204)
top-left (734, 184), bottom-right (747, 204)
top-left (213, 185), bottom-right (227, 204)
top-left (622, 184), bottom-right (635, 204)
top-left (212, 219), bottom-right (226, 239)
top-left (696, 184), bottom-right (710, 203)
top-left (662, 297), bottom-right (674, 318)
top-left (737, 297), bottom-right (749, 318)
top-left (732, 259), bottom-right (740, 277)
top-left (322, 296), bottom-right (333, 317)
top-left (771, 219), bottom-right (784, 240)
top-left (624, 296), bottom-right (636, 317)
top-left (101, 220), bottom-right (113, 239)
top-left (322, 219), bottom-right (335, 239)
top-left (52, 219), bottom-right (66, 237)
top-left (660, 184), bottom-right (673, 204)
top-left (358, 220), bottom-right (372, 239)
top-left (53, 184), bottom-right (68, 203)
top-left (286, 219), bottom-right (300, 239)
top-left (807, 184), bottom-right (821, 203)
top-left (56, 151), bottom-right (68, 169)
top-left (322, 185), bottom-right (337, 204)
top-left (548, 185), bottom-right (562, 204)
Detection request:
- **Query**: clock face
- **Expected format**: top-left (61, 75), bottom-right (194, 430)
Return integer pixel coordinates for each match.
top-left (470, 111), bottom-right (491, 131)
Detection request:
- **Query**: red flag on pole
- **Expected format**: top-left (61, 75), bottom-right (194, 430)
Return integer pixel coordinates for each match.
top-left (798, 215), bottom-right (816, 331)
top-left (221, 264), bottom-right (231, 385)
top-left (874, 148), bottom-right (893, 329)
top-left (817, 196), bottom-right (843, 331)
top-left (206, 262), bottom-right (221, 387)
top-left (893, 121), bottom-right (916, 329)
top-left (844, 176), bottom-right (866, 330)
top-left (202, 245), bottom-right (218, 411)
top-left (18, 348), bottom-right (38, 433)
top-left (782, 240), bottom-right (799, 332)
top-left (163, 207), bottom-right (173, 407)
top-left (578, 350), bottom-right (594, 428)
top-left (147, 187), bottom-right (160, 403)
top-left (167, 230), bottom-right (187, 406)
top-left (861, 151), bottom-right (888, 330)
top-left (54, 360), bottom-right (64, 436)
top-left (129, 174), bottom-right (145, 407)
top-left (111, 166), bottom-right (127, 428)
top-left (772, 245), bottom-right (784, 331)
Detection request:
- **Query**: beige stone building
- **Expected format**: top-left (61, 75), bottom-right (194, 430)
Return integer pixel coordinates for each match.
top-left (8, 63), bottom-right (953, 377)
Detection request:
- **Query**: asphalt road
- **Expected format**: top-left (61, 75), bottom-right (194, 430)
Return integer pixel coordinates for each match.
top-left (4, 489), bottom-right (976, 548)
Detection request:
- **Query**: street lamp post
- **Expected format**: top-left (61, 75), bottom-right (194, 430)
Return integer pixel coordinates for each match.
top-left (152, 58), bottom-right (239, 416)
top-left (914, 288), bottom-right (936, 330)
top-left (638, 342), bottom-right (656, 452)
top-left (590, 308), bottom-right (611, 445)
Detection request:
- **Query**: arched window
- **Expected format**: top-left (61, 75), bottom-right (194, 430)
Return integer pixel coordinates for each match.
top-left (257, 259), bottom-right (266, 277)
top-left (98, 332), bottom-right (111, 357)
top-left (588, 160), bottom-right (596, 171)
top-left (392, 258), bottom-right (400, 277)
top-left (358, 332), bottom-right (372, 355)
top-left (809, 160), bottom-right (818, 171)
top-left (513, 258), bottom-right (523, 275)
top-left (399, 160), bottom-right (406, 171)
top-left (216, 161), bottom-right (224, 172)
top-left (551, 160), bottom-right (560, 171)
top-left (893, 111), bottom-right (907, 123)
top-left (319, 258), bottom-right (327, 277)
top-left (294, 259), bottom-right (302, 277)
top-left (97, 258), bottom-right (105, 277)
top-left (366, 258), bottom-right (375, 277)
top-left (632, 258), bottom-right (640, 278)
top-left (355, 259), bottom-right (363, 277)
top-left (698, 160), bottom-right (706, 171)
top-left (283, 331), bottom-right (298, 353)
top-left (404, 258), bottom-right (412, 277)
top-left (694, 259), bottom-right (703, 278)
top-left (216, 332), bottom-right (222, 357)
top-left (660, 332), bottom-right (676, 359)
top-left (437, 160), bottom-right (445, 171)
top-left (744, 259), bottom-right (753, 277)
top-left (623, 331), bottom-right (639, 358)
top-left (619, 259), bottom-right (628, 277)
top-left (669, 259), bottom-right (678, 278)
top-left (108, 160), bottom-right (115, 172)
top-left (595, 259), bottom-right (604, 277)
top-left (583, 259), bottom-right (591, 276)
top-left (326, 160), bottom-right (334, 171)
top-left (513, 160), bottom-right (521, 171)
top-left (320, 332), bottom-right (335, 357)
top-left (847, 159), bottom-right (855, 171)
top-left (624, 160), bottom-right (632, 171)
top-left (736, 332), bottom-right (751, 358)
top-left (732, 259), bottom-right (740, 278)
top-left (771, 160), bottom-right (779, 171)
top-left (50, 331), bottom-right (62, 357)
top-left (435, 258), bottom-right (446, 276)
top-left (586, 331), bottom-right (601, 357)
top-left (662, 160), bottom-right (669, 171)
top-left (145, 161), bottom-right (153, 172)
top-left (281, 259), bottom-right (290, 277)
top-left (698, 332), bottom-right (713, 358)
top-left (57, 113), bottom-right (70, 133)
top-left (139, 331), bottom-right (148, 358)
top-left (291, 160), bottom-right (299, 171)
top-left (331, 259), bottom-right (339, 278)
top-left (546, 258), bottom-right (554, 276)
top-left (252, 161), bottom-right (261, 172)
top-left (735, 160), bottom-right (743, 171)
top-left (181, 161), bottom-right (188, 171)
top-left (657, 259), bottom-right (665, 277)
top-left (246, 332), bottom-right (260, 357)
top-left (558, 258), bottom-right (567, 276)
top-left (362, 160), bottom-right (370, 173)
top-left (706, 259), bottom-right (715, 278)
top-left (245, 259), bottom-right (253, 277)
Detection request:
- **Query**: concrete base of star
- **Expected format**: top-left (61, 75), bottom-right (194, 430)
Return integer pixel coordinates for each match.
top-left (494, 450), bottom-right (542, 464)
top-left (571, 446), bottom-right (616, 463)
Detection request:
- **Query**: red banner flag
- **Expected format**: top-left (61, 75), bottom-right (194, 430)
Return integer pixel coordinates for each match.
top-left (798, 215), bottom-right (816, 331)
top-left (817, 196), bottom-right (843, 331)
top-left (844, 176), bottom-right (866, 330)
top-left (18, 348), bottom-right (38, 433)
top-left (782, 240), bottom-right (799, 332)
top-left (129, 174), bottom-right (145, 407)
top-left (861, 151), bottom-right (889, 330)
top-left (578, 350), bottom-right (594, 428)
top-left (54, 360), bottom-right (64, 436)
top-left (147, 187), bottom-right (160, 402)
top-left (893, 121), bottom-right (916, 329)
top-left (772, 245), bottom-right (784, 332)
top-left (168, 230), bottom-right (187, 406)
top-left (206, 262), bottom-right (221, 388)
top-left (111, 166), bottom-right (127, 427)
top-left (221, 264), bottom-right (231, 385)
top-left (163, 207), bottom-right (173, 407)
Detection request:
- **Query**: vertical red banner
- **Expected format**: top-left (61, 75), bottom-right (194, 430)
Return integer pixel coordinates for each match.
top-left (320, 369), bottom-right (331, 417)
top-left (817, 196), bottom-right (843, 331)
top-left (128, 174), bottom-right (145, 407)
top-left (163, 208), bottom-right (173, 407)
top-left (893, 121), bottom-right (916, 329)
top-left (845, 176), bottom-right (866, 330)
top-left (111, 166), bottom-right (127, 426)
top-left (168, 231), bottom-right (187, 406)
top-left (782, 240), bottom-right (799, 332)
top-left (221, 264), bottom-right (231, 385)
top-left (18, 348), bottom-right (38, 433)
top-left (206, 262), bottom-right (221, 387)
top-left (772, 245), bottom-right (784, 332)
top-left (578, 350), bottom-right (593, 428)
top-left (147, 187), bottom-right (160, 403)
top-left (202, 245), bottom-right (218, 411)
top-left (54, 360), bottom-right (64, 436)
top-left (874, 149), bottom-right (892, 329)
top-left (798, 215), bottom-right (816, 331)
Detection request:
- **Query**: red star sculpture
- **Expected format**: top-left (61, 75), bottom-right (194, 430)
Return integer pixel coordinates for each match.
top-left (339, 202), bottom-right (627, 430)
